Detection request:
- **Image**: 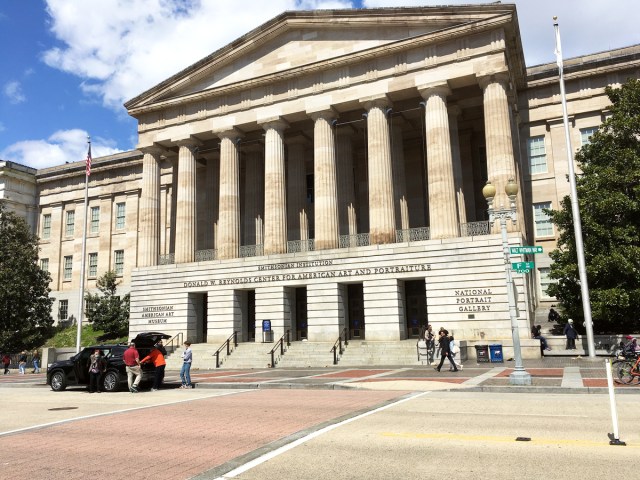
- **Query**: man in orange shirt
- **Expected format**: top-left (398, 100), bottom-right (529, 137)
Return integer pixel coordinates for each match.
top-left (140, 345), bottom-right (166, 391)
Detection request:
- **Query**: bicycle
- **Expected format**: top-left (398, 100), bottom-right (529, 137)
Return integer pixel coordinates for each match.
top-left (615, 352), bottom-right (640, 384)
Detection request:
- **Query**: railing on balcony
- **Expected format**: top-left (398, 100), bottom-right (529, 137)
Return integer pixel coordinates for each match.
top-left (158, 253), bottom-right (175, 265)
top-left (459, 221), bottom-right (491, 237)
top-left (287, 239), bottom-right (315, 253)
top-left (338, 233), bottom-right (370, 248)
top-left (195, 249), bottom-right (217, 262)
top-left (396, 227), bottom-right (430, 243)
top-left (240, 244), bottom-right (264, 258)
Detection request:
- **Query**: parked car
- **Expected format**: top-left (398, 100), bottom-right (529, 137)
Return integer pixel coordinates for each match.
top-left (47, 332), bottom-right (171, 392)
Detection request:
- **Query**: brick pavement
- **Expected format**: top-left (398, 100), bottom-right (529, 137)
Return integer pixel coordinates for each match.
top-left (0, 389), bottom-right (407, 480)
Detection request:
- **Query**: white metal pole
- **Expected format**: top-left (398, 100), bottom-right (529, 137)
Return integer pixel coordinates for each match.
top-left (605, 359), bottom-right (625, 445)
top-left (553, 18), bottom-right (596, 358)
top-left (75, 137), bottom-right (90, 353)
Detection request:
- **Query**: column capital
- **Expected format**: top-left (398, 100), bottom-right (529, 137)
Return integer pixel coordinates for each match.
top-left (476, 70), bottom-right (510, 90)
top-left (417, 81), bottom-right (451, 100)
top-left (360, 94), bottom-right (391, 111)
top-left (261, 118), bottom-right (289, 132)
top-left (306, 107), bottom-right (337, 122)
top-left (216, 128), bottom-right (244, 141)
top-left (173, 137), bottom-right (203, 149)
top-left (137, 145), bottom-right (166, 157)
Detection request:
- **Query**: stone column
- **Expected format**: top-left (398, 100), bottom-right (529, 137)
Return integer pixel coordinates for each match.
top-left (390, 119), bottom-right (409, 232)
top-left (336, 128), bottom-right (358, 238)
top-left (202, 152), bottom-right (220, 251)
top-left (419, 83), bottom-right (459, 239)
top-left (286, 135), bottom-right (309, 244)
top-left (217, 130), bottom-right (242, 260)
top-left (448, 105), bottom-right (467, 225)
top-left (138, 146), bottom-right (162, 267)
top-left (309, 109), bottom-right (339, 250)
top-left (479, 72), bottom-right (518, 231)
top-left (361, 96), bottom-right (396, 244)
top-left (174, 140), bottom-right (199, 264)
top-left (262, 119), bottom-right (288, 255)
top-left (243, 144), bottom-right (264, 247)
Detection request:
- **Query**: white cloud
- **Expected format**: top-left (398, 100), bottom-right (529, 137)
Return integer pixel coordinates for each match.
top-left (3, 81), bottom-right (26, 104)
top-left (1, 129), bottom-right (121, 169)
top-left (42, 0), bottom-right (354, 113)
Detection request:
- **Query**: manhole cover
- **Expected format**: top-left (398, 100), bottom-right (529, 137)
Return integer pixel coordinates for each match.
top-left (48, 407), bottom-right (79, 411)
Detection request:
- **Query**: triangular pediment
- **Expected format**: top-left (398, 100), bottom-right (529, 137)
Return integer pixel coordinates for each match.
top-left (125, 5), bottom-right (518, 111)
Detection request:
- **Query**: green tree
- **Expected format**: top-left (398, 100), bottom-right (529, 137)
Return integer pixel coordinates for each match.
top-left (0, 202), bottom-right (55, 351)
top-left (548, 78), bottom-right (640, 333)
top-left (85, 270), bottom-right (130, 339)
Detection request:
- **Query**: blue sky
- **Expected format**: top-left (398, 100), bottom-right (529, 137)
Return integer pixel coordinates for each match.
top-left (1, 0), bottom-right (639, 169)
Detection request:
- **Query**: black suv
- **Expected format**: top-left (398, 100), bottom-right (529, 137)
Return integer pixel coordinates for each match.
top-left (47, 332), bottom-right (170, 392)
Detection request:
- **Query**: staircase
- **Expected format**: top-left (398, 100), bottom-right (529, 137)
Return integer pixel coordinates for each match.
top-left (164, 342), bottom-right (274, 370)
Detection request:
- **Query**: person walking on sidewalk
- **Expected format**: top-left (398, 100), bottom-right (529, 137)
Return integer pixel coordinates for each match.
top-left (141, 345), bottom-right (166, 391)
top-left (18, 351), bottom-right (27, 374)
top-left (180, 341), bottom-right (192, 389)
top-left (449, 334), bottom-right (463, 371)
top-left (435, 330), bottom-right (458, 372)
top-left (32, 350), bottom-right (41, 373)
top-left (123, 342), bottom-right (142, 393)
top-left (2, 353), bottom-right (10, 374)
top-left (564, 319), bottom-right (578, 350)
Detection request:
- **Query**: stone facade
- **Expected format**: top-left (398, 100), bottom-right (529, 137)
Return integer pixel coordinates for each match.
top-left (2, 6), bottom-right (639, 350)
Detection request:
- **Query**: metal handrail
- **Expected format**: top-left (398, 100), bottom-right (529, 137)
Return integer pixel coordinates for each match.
top-left (213, 331), bottom-right (238, 368)
top-left (164, 332), bottom-right (183, 355)
top-left (330, 327), bottom-right (350, 365)
top-left (268, 330), bottom-right (290, 368)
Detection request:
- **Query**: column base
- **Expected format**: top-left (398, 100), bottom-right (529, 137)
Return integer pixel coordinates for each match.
top-left (509, 369), bottom-right (532, 386)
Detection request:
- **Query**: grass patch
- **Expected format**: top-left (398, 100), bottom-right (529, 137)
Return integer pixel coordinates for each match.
top-left (45, 325), bottom-right (128, 348)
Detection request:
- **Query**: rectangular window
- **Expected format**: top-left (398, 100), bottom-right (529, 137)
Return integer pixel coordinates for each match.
top-left (114, 249), bottom-right (124, 276)
top-left (528, 136), bottom-right (547, 174)
top-left (580, 127), bottom-right (598, 146)
top-left (538, 267), bottom-right (555, 297)
top-left (58, 300), bottom-right (69, 320)
top-left (90, 206), bottom-right (100, 233)
top-left (116, 202), bottom-right (126, 229)
top-left (533, 202), bottom-right (554, 237)
top-left (42, 214), bottom-right (51, 239)
top-left (40, 258), bottom-right (49, 273)
top-left (65, 210), bottom-right (75, 236)
top-left (63, 255), bottom-right (73, 280)
top-left (88, 252), bottom-right (98, 277)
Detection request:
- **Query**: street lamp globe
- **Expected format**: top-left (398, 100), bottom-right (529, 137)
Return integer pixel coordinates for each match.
top-left (482, 181), bottom-right (496, 201)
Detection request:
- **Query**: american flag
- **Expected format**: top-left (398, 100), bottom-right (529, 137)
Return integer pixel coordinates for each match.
top-left (86, 143), bottom-right (92, 176)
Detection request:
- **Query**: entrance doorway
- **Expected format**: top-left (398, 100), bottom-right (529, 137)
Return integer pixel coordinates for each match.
top-left (247, 290), bottom-right (256, 341)
top-left (295, 287), bottom-right (307, 340)
top-left (348, 283), bottom-right (364, 339)
top-left (189, 292), bottom-right (208, 343)
top-left (405, 280), bottom-right (427, 338)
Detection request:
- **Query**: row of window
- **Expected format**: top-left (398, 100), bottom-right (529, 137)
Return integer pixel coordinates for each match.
top-left (41, 203), bottom-right (126, 239)
top-left (528, 127), bottom-right (597, 174)
top-left (40, 250), bottom-right (125, 279)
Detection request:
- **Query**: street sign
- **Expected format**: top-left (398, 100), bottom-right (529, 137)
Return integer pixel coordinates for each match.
top-left (510, 246), bottom-right (543, 254)
top-left (512, 261), bottom-right (535, 273)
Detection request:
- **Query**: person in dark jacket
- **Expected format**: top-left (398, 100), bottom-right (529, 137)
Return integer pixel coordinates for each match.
top-left (563, 319), bottom-right (578, 349)
top-left (434, 330), bottom-right (458, 372)
top-left (88, 349), bottom-right (106, 393)
top-left (548, 307), bottom-right (560, 323)
top-left (531, 325), bottom-right (551, 351)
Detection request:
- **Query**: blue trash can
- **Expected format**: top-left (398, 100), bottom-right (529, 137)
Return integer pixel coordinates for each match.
top-left (489, 344), bottom-right (503, 363)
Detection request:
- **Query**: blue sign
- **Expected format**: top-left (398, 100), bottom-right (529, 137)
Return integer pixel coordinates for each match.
top-left (262, 320), bottom-right (271, 332)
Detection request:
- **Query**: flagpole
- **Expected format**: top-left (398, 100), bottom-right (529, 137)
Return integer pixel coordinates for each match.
top-left (553, 17), bottom-right (596, 358)
top-left (76, 136), bottom-right (91, 353)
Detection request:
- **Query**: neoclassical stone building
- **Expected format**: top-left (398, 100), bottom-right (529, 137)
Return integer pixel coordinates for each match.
top-left (5, 5), bottom-right (638, 354)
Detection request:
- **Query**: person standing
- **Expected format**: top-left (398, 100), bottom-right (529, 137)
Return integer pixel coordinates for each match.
top-left (123, 342), bottom-right (142, 393)
top-left (32, 350), bottom-right (41, 374)
top-left (18, 351), bottom-right (27, 374)
top-left (140, 345), bottom-right (166, 391)
top-left (434, 330), bottom-right (458, 372)
top-left (2, 354), bottom-right (10, 374)
top-left (449, 334), bottom-right (463, 371)
top-left (180, 341), bottom-right (192, 389)
top-left (88, 349), bottom-right (106, 393)
top-left (563, 319), bottom-right (578, 350)
top-left (424, 324), bottom-right (436, 364)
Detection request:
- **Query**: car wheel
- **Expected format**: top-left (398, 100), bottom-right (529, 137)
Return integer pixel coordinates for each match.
top-left (102, 370), bottom-right (120, 392)
top-left (50, 371), bottom-right (67, 391)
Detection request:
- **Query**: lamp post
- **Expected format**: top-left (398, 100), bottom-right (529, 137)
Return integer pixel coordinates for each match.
top-left (483, 178), bottom-right (532, 386)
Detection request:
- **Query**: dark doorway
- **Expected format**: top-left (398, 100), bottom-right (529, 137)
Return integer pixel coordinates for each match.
top-left (405, 280), bottom-right (427, 338)
top-left (247, 290), bottom-right (256, 341)
top-left (296, 287), bottom-right (308, 340)
top-left (348, 283), bottom-right (364, 339)
top-left (189, 292), bottom-right (208, 343)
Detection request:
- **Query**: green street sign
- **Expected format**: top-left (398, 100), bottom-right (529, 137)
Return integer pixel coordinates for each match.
top-left (512, 261), bottom-right (534, 273)
top-left (510, 246), bottom-right (543, 254)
